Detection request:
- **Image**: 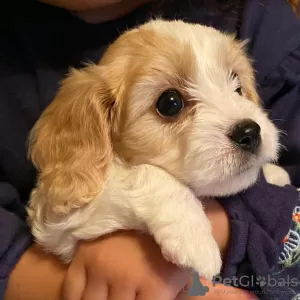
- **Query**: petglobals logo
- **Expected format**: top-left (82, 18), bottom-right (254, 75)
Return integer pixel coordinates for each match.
top-left (184, 272), bottom-right (300, 297)
top-left (212, 274), bottom-right (300, 289)
top-left (187, 272), bottom-right (210, 296)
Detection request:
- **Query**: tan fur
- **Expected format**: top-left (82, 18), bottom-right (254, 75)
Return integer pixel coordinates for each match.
top-left (29, 66), bottom-right (116, 214)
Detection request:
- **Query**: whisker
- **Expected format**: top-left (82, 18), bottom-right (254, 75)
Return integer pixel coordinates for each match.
top-left (263, 108), bottom-right (272, 114)
top-left (278, 129), bottom-right (288, 137)
top-left (272, 119), bottom-right (287, 122)
top-left (279, 143), bottom-right (288, 152)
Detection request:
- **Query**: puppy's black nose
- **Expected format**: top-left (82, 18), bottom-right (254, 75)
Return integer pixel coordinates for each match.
top-left (229, 119), bottom-right (261, 153)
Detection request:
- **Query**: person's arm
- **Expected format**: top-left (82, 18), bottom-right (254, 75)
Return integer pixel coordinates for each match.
top-left (4, 244), bottom-right (67, 300)
top-left (202, 198), bottom-right (230, 257)
top-left (4, 197), bottom-right (232, 300)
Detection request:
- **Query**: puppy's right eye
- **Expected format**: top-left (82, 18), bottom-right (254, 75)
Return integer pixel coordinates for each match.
top-left (232, 73), bottom-right (243, 96)
top-left (156, 90), bottom-right (184, 118)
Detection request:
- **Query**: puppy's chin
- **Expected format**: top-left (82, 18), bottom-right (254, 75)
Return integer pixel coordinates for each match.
top-left (189, 141), bottom-right (277, 197)
top-left (192, 165), bottom-right (261, 197)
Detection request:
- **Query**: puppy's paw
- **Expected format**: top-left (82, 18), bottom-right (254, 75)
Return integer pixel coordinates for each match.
top-left (192, 234), bottom-right (222, 280)
top-left (263, 163), bottom-right (291, 187)
top-left (160, 233), bottom-right (222, 280)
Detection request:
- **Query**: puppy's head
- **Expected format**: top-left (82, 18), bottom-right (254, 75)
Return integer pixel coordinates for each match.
top-left (29, 20), bottom-right (279, 214)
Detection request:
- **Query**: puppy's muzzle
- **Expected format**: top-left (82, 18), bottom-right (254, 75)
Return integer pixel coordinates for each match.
top-left (229, 119), bottom-right (261, 154)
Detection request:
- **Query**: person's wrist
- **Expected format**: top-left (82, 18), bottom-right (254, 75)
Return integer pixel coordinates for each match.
top-left (5, 244), bottom-right (68, 300)
top-left (202, 198), bottom-right (230, 254)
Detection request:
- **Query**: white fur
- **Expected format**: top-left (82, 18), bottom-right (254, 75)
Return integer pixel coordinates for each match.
top-left (28, 20), bottom-right (290, 280)
top-left (30, 160), bottom-right (221, 279)
top-left (263, 163), bottom-right (291, 186)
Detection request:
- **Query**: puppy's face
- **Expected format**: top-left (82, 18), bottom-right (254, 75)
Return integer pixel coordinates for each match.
top-left (29, 20), bottom-right (278, 214)
top-left (111, 20), bottom-right (278, 196)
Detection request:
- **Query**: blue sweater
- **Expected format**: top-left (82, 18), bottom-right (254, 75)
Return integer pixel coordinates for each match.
top-left (0, 0), bottom-right (299, 299)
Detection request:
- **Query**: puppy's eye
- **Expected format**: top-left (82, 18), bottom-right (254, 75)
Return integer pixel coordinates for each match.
top-left (232, 73), bottom-right (243, 96)
top-left (156, 90), bottom-right (184, 118)
top-left (235, 86), bottom-right (242, 96)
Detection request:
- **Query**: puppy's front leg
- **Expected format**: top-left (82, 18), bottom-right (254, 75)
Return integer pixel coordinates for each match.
top-left (126, 164), bottom-right (222, 280)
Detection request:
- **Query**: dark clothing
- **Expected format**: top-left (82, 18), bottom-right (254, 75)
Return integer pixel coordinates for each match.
top-left (0, 0), bottom-right (299, 299)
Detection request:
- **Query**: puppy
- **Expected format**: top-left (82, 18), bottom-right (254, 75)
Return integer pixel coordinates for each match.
top-left (27, 19), bottom-right (290, 280)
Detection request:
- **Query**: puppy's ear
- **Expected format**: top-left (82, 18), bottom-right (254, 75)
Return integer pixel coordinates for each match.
top-left (29, 65), bottom-right (114, 214)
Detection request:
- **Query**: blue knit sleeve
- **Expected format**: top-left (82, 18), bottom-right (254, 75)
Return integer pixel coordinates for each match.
top-left (219, 174), bottom-right (298, 282)
top-left (0, 182), bottom-right (33, 299)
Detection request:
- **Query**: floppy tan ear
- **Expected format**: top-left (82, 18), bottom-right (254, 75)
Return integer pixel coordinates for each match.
top-left (29, 65), bottom-right (115, 215)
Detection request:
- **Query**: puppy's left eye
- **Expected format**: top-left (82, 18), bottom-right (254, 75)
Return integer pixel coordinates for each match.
top-left (233, 73), bottom-right (243, 96)
top-left (156, 90), bottom-right (184, 118)
top-left (235, 86), bottom-right (242, 96)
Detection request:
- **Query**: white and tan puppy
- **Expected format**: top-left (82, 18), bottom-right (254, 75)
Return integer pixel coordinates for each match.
top-left (27, 20), bottom-right (290, 280)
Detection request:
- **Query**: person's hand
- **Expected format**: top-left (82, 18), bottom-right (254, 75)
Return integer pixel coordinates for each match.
top-left (63, 230), bottom-right (192, 300)
top-left (63, 198), bottom-right (232, 300)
